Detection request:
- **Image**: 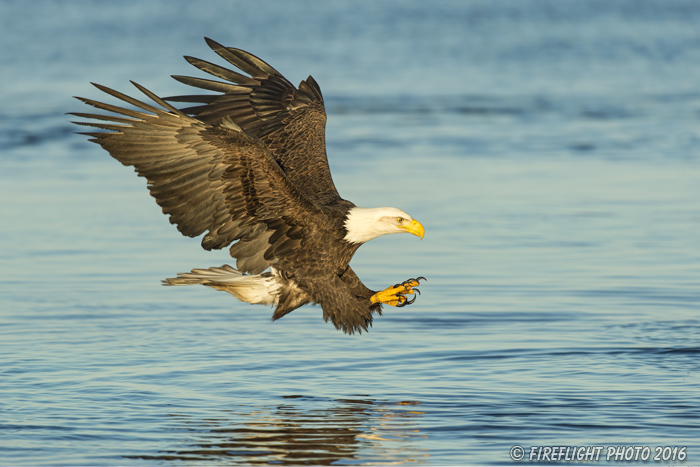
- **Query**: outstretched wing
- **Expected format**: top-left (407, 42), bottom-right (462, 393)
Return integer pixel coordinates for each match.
top-left (166, 38), bottom-right (344, 207)
top-left (71, 82), bottom-right (321, 274)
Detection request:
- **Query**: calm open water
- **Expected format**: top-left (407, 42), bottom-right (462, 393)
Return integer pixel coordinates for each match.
top-left (2, 1), bottom-right (700, 465)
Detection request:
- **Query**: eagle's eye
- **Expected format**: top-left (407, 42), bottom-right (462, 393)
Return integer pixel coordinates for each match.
top-left (397, 217), bottom-right (404, 223)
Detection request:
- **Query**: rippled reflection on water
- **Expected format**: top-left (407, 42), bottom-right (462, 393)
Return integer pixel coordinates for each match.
top-left (130, 397), bottom-right (428, 465)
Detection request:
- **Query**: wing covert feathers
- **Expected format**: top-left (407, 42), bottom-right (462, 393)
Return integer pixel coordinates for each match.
top-left (166, 38), bottom-right (343, 206)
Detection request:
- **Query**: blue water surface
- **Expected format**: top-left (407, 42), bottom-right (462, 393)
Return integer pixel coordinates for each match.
top-left (1, 0), bottom-right (699, 465)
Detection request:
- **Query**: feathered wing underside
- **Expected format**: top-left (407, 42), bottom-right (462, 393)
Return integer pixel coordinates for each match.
top-left (167, 37), bottom-right (345, 207)
top-left (71, 82), bottom-right (319, 274)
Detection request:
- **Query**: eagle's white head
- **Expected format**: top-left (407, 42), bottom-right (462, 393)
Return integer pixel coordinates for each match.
top-left (343, 207), bottom-right (425, 244)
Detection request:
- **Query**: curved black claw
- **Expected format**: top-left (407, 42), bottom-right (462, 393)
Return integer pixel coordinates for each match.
top-left (402, 277), bottom-right (427, 287)
top-left (395, 291), bottom-right (420, 308)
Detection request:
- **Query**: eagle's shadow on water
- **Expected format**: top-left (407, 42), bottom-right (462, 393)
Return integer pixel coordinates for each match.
top-left (128, 395), bottom-right (429, 465)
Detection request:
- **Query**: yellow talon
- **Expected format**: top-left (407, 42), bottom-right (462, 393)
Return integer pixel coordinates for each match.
top-left (370, 277), bottom-right (425, 307)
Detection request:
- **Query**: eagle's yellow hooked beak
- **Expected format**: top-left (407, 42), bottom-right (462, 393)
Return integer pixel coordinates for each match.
top-left (403, 219), bottom-right (425, 239)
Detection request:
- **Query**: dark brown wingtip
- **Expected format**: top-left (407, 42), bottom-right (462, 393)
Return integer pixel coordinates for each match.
top-left (203, 36), bottom-right (225, 52)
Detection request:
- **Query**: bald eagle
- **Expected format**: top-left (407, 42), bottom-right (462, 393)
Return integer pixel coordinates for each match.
top-left (72, 38), bottom-right (425, 334)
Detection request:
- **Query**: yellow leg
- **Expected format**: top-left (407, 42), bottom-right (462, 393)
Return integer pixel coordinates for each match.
top-left (370, 277), bottom-right (426, 307)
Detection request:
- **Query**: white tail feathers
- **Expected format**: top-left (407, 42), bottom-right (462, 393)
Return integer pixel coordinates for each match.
top-left (163, 265), bottom-right (280, 305)
top-left (164, 264), bottom-right (245, 284)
